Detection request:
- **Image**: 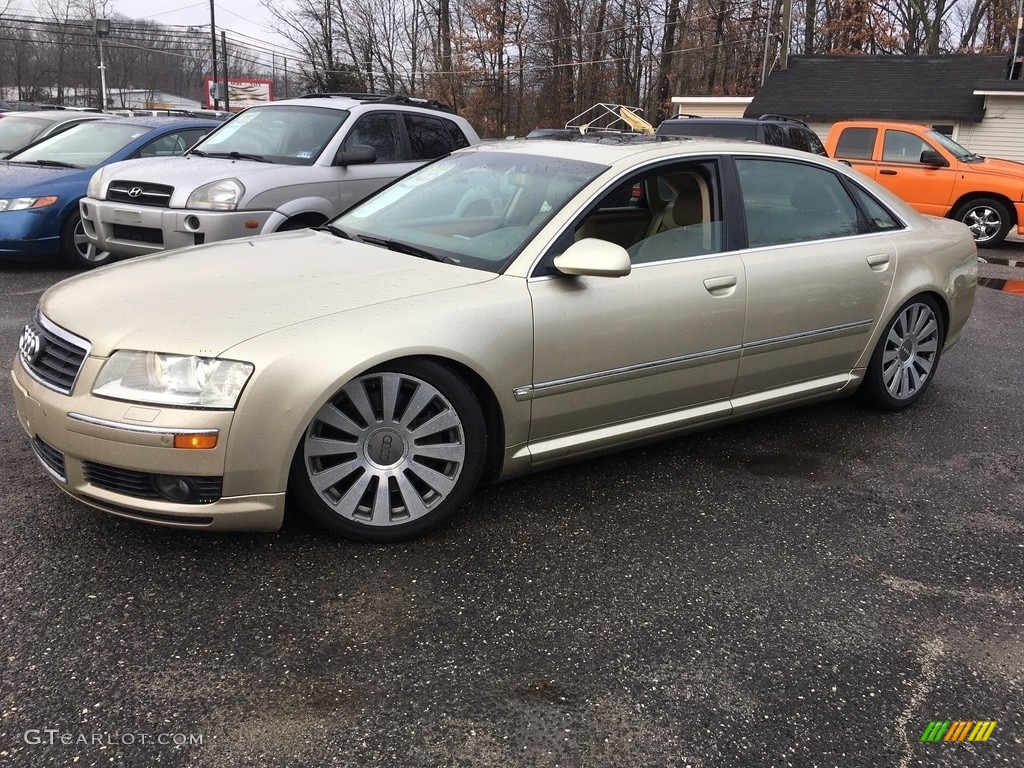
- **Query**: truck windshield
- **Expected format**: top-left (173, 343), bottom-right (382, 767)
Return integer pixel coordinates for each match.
top-left (928, 130), bottom-right (982, 162)
top-left (193, 105), bottom-right (349, 166)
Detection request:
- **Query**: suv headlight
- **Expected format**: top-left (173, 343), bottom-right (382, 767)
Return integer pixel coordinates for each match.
top-left (187, 179), bottom-right (244, 211)
top-left (0, 196), bottom-right (58, 212)
top-left (93, 351), bottom-right (254, 408)
top-left (87, 169), bottom-right (104, 198)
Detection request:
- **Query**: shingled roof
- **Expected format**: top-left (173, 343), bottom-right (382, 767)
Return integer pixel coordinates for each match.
top-left (744, 54), bottom-right (1012, 123)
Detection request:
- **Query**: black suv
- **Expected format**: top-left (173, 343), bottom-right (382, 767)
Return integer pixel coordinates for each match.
top-left (655, 114), bottom-right (827, 156)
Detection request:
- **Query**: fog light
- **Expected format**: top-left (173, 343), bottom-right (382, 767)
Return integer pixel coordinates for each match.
top-left (153, 475), bottom-right (199, 502)
top-left (184, 215), bottom-right (201, 230)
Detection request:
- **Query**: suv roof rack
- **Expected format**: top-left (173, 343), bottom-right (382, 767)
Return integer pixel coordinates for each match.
top-left (668, 113), bottom-right (704, 119)
top-left (756, 114), bottom-right (810, 127)
top-left (297, 92), bottom-right (456, 114)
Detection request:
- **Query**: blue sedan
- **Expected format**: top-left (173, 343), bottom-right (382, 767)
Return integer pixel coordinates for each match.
top-left (0, 116), bottom-right (220, 268)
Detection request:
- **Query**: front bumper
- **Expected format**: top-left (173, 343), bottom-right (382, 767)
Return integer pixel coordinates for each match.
top-left (10, 357), bottom-right (285, 532)
top-left (0, 207), bottom-right (61, 258)
top-left (79, 197), bottom-right (280, 257)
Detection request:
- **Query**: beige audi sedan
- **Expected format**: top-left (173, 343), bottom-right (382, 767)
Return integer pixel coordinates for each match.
top-left (11, 138), bottom-right (977, 542)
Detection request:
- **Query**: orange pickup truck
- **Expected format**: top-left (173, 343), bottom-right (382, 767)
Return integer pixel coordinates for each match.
top-left (825, 120), bottom-right (1024, 246)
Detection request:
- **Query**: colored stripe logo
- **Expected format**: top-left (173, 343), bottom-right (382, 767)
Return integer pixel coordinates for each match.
top-left (920, 721), bottom-right (997, 742)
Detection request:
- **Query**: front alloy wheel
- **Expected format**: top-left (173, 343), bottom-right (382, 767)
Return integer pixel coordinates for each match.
top-left (954, 197), bottom-right (1011, 246)
top-left (860, 296), bottom-right (944, 411)
top-left (292, 361), bottom-right (486, 541)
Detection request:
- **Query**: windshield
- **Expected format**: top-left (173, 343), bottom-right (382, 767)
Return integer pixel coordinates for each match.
top-left (334, 150), bottom-right (606, 273)
top-left (0, 117), bottom-right (50, 152)
top-left (193, 105), bottom-right (348, 165)
top-left (928, 129), bottom-right (981, 161)
top-left (8, 121), bottom-right (152, 167)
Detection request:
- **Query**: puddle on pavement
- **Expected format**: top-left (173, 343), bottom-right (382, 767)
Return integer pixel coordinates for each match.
top-left (978, 277), bottom-right (1024, 295)
top-left (978, 256), bottom-right (1024, 268)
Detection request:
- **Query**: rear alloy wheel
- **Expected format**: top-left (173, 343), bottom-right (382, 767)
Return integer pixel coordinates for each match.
top-left (292, 360), bottom-right (486, 542)
top-left (860, 296), bottom-right (944, 411)
top-left (953, 197), bottom-right (1011, 246)
top-left (60, 211), bottom-right (116, 268)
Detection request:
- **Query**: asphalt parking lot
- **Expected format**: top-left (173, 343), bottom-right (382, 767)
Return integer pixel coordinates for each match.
top-left (1, 246), bottom-right (1022, 768)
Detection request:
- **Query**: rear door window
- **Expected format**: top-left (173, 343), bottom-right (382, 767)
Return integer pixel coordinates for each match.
top-left (833, 127), bottom-right (877, 160)
top-left (404, 114), bottom-right (457, 160)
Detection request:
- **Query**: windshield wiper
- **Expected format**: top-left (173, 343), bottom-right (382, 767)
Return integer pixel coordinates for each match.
top-left (316, 223), bottom-right (356, 240)
top-left (359, 235), bottom-right (446, 263)
top-left (383, 239), bottom-right (447, 262)
top-left (15, 159), bottom-right (82, 169)
top-left (200, 151), bottom-right (269, 163)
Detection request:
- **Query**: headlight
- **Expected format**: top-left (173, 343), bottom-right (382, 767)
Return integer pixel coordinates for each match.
top-left (87, 169), bottom-right (104, 198)
top-left (0, 196), bottom-right (58, 212)
top-left (93, 351), bottom-right (254, 408)
top-left (187, 179), bottom-right (244, 211)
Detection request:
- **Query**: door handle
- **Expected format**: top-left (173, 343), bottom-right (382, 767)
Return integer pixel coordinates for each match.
top-left (879, 169), bottom-right (897, 175)
top-left (703, 275), bottom-right (737, 296)
top-left (866, 253), bottom-right (891, 271)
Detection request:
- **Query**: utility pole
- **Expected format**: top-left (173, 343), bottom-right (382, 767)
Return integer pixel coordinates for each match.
top-left (1012, 0), bottom-right (1024, 80)
top-left (209, 0), bottom-right (219, 109)
top-left (93, 18), bottom-right (110, 110)
top-left (221, 30), bottom-right (230, 111)
top-left (779, 0), bottom-right (792, 71)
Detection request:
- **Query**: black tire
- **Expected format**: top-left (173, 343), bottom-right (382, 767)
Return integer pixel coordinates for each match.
top-left (859, 296), bottom-right (945, 411)
top-left (59, 211), bottom-right (116, 269)
top-left (291, 360), bottom-right (486, 542)
top-left (953, 197), bottom-right (1012, 246)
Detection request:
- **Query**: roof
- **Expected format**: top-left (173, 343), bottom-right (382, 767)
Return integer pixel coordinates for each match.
top-left (746, 55), bottom-right (1012, 122)
top-left (101, 115), bottom-right (224, 129)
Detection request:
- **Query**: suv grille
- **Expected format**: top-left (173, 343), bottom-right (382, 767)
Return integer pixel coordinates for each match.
top-left (106, 181), bottom-right (174, 206)
top-left (19, 312), bottom-right (90, 394)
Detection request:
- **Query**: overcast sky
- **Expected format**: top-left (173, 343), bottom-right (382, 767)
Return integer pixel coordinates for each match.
top-left (111, 0), bottom-right (281, 51)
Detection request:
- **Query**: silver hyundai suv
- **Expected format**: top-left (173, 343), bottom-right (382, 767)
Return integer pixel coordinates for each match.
top-left (80, 94), bottom-right (481, 258)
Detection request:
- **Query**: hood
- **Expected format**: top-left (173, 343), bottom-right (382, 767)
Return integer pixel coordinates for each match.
top-left (963, 155), bottom-right (1024, 181)
top-left (0, 161), bottom-right (83, 194)
top-left (93, 155), bottom-right (312, 207)
top-left (39, 229), bottom-right (497, 357)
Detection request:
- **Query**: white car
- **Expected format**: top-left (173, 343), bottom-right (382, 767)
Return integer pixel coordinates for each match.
top-left (79, 94), bottom-right (480, 257)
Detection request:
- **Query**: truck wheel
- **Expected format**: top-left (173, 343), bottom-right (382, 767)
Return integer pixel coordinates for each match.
top-left (953, 198), bottom-right (1011, 246)
top-left (60, 211), bottom-right (116, 269)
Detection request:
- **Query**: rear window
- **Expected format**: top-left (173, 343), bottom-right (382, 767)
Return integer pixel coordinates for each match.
top-left (657, 121), bottom-right (757, 141)
top-left (833, 127), bottom-right (877, 160)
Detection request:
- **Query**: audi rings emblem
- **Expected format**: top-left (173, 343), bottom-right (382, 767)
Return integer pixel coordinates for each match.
top-left (127, 187), bottom-right (144, 198)
top-left (19, 324), bottom-right (43, 365)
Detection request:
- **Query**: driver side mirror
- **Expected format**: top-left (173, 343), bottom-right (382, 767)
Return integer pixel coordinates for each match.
top-left (920, 149), bottom-right (948, 167)
top-left (553, 238), bottom-right (631, 278)
top-left (335, 144), bottom-right (377, 166)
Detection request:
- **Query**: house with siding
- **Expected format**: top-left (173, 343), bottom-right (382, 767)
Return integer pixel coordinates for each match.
top-left (739, 54), bottom-right (1024, 162)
